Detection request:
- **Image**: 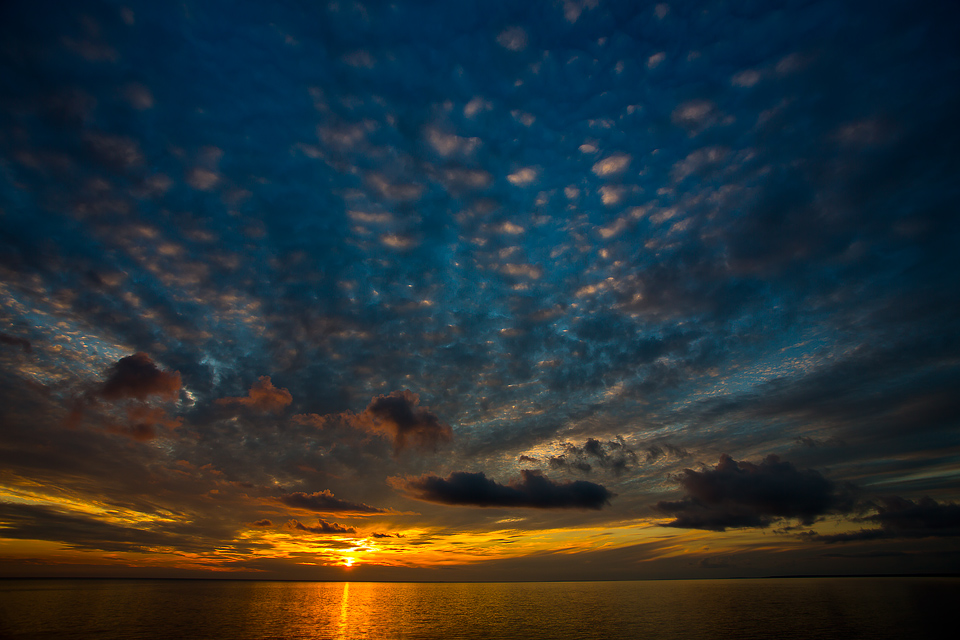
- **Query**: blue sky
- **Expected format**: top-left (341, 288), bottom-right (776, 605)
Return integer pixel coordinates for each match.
top-left (1, 0), bottom-right (959, 579)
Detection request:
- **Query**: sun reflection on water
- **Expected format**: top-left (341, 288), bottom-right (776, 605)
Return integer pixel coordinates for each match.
top-left (336, 581), bottom-right (349, 640)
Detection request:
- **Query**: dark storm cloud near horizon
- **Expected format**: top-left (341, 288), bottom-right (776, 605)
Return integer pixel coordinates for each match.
top-left (657, 454), bottom-right (856, 531)
top-left (403, 470), bottom-right (614, 510)
top-left (1, 0), bottom-right (959, 578)
top-left (808, 496), bottom-right (960, 543)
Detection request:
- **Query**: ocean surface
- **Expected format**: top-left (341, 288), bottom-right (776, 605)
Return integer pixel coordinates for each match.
top-left (1, 577), bottom-right (956, 639)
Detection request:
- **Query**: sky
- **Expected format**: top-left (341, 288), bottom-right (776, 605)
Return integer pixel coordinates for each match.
top-left (1, 0), bottom-right (959, 581)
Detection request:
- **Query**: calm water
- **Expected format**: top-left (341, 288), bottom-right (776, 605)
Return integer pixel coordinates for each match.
top-left (0, 577), bottom-right (956, 639)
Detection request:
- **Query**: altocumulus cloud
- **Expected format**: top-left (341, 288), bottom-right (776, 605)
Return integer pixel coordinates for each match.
top-left (657, 454), bottom-right (855, 531)
top-left (403, 470), bottom-right (614, 510)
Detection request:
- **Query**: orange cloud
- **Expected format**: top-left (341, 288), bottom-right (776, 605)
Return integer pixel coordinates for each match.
top-left (217, 376), bottom-right (292, 413)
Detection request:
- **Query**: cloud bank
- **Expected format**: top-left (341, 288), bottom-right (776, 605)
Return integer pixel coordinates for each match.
top-left (404, 470), bottom-right (614, 510)
top-left (657, 455), bottom-right (854, 531)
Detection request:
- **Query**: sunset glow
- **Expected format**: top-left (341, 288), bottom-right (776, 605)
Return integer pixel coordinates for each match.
top-left (1, 0), bottom-right (959, 582)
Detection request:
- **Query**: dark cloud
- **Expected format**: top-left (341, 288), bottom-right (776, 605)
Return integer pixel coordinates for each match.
top-left (657, 455), bottom-right (855, 531)
top-left (549, 437), bottom-right (640, 476)
top-left (348, 390), bottom-right (453, 453)
top-left (812, 496), bottom-right (960, 542)
top-left (278, 490), bottom-right (388, 514)
top-left (403, 470), bottom-right (614, 510)
top-left (284, 519), bottom-right (356, 535)
top-left (645, 443), bottom-right (691, 462)
top-left (99, 353), bottom-right (181, 402)
top-left (252, 519), bottom-right (273, 527)
top-left (217, 376), bottom-right (292, 414)
top-left (0, 333), bottom-right (32, 353)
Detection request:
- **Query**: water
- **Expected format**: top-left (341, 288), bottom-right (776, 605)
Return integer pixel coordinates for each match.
top-left (0, 577), bottom-right (956, 639)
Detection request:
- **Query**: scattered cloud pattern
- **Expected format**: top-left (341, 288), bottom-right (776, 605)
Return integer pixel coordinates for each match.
top-left (0, 0), bottom-right (958, 579)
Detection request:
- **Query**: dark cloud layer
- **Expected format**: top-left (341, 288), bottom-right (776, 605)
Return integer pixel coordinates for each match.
top-left (285, 519), bottom-right (356, 535)
top-left (657, 455), bottom-right (855, 531)
top-left (404, 470), bottom-right (614, 510)
top-left (278, 490), bottom-right (387, 514)
top-left (0, 333), bottom-right (32, 353)
top-left (812, 496), bottom-right (960, 542)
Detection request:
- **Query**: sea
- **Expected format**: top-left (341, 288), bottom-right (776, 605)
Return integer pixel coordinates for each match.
top-left (0, 577), bottom-right (956, 639)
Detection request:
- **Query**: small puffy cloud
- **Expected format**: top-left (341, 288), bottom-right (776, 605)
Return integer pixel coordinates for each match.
top-left (507, 167), bottom-right (538, 186)
top-left (497, 26), bottom-right (527, 52)
top-left (284, 519), bottom-right (357, 535)
top-left (670, 146), bottom-right (727, 182)
top-left (99, 353), bottom-right (181, 402)
top-left (349, 389), bottom-right (453, 452)
top-left (464, 97), bottom-right (492, 118)
top-left (647, 52), bottom-right (665, 69)
top-left (563, 0), bottom-right (598, 23)
top-left (403, 469), bottom-right (614, 510)
top-left (656, 454), bottom-right (854, 531)
top-left (252, 519), bottom-right (273, 527)
top-left (592, 153), bottom-right (631, 177)
top-left (731, 69), bottom-right (762, 87)
top-left (671, 99), bottom-right (719, 133)
top-left (425, 127), bottom-right (480, 157)
top-left (217, 376), bottom-right (292, 413)
top-left (278, 490), bottom-right (388, 514)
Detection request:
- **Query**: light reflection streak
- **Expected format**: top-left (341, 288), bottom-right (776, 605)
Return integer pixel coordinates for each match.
top-left (336, 581), bottom-right (350, 640)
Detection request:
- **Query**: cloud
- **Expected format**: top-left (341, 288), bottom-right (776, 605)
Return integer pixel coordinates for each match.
top-left (0, 501), bottom-right (210, 553)
top-left (348, 390), bottom-right (453, 453)
top-left (0, 333), bottom-right (32, 353)
top-left (812, 496), bottom-right (960, 542)
top-left (278, 490), bottom-right (387, 514)
top-left (592, 154), bottom-right (631, 177)
top-left (99, 353), bottom-right (181, 402)
top-left (252, 519), bottom-right (273, 527)
top-left (497, 26), bottom-right (527, 52)
top-left (217, 376), bottom-right (292, 413)
top-left (284, 519), bottom-right (356, 535)
top-left (656, 455), bottom-right (854, 531)
top-left (403, 470), bottom-right (614, 510)
top-left (548, 437), bottom-right (639, 476)
top-left (112, 405), bottom-right (182, 441)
